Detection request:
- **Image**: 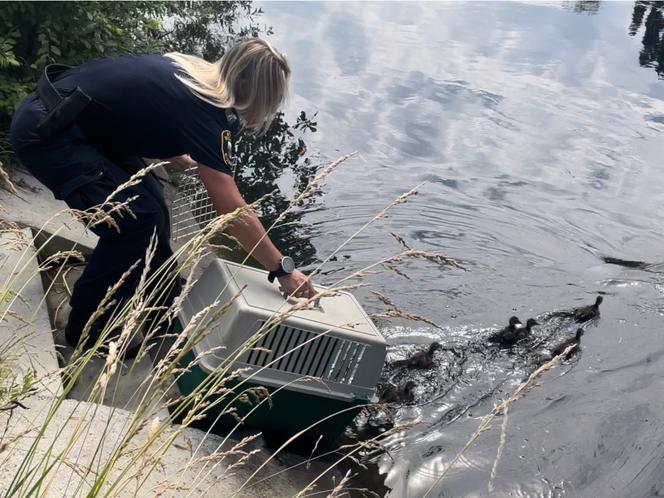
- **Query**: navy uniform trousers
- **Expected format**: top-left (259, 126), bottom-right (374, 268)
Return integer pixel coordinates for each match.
top-left (10, 91), bottom-right (180, 342)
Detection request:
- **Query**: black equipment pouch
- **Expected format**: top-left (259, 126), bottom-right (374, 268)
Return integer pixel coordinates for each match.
top-left (36, 64), bottom-right (91, 140)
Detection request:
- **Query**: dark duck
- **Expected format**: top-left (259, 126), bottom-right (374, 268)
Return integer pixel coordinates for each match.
top-left (488, 316), bottom-right (521, 344)
top-left (393, 342), bottom-right (443, 369)
top-left (555, 296), bottom-right (603, 323)
top-left (379, 380), bottom-right (416, 404)
top-left (551, 328), bottom-right (584, 358)
top-left (572, 296), bottom-right (603, 323)
top-left (488, 316), bottom-right (539, 346)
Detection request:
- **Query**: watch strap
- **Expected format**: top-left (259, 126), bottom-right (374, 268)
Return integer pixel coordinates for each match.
top-left (268, 267), bottom-right (288, 283)
top-left (268, 256), bottom-right (295, 283)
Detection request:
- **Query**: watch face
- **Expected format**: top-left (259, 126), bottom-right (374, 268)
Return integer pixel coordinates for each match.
top-left (281, 256), bottom-right (295, 273)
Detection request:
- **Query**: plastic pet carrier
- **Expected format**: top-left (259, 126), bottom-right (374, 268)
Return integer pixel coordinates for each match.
top-left (176, 258), bottom-right (387, 440)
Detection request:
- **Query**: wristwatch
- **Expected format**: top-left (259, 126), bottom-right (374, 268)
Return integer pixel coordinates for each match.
top-left (268, 256), bottom-right (296, 283)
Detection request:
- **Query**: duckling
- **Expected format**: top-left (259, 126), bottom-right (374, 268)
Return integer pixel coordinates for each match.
top-left (551, 328), bottom-right (584, 358)
top-left (505, 315), bottom-right (521, 330)
top-left (522, 318), bottom-right (540, 334)
top-left (488, 316), bottom-right (522, 345)
top-left (490, 317), bottom-right (539, 346)
top-left (393, 342), bottom-right (443, 369)
top-left (573, 296), bottom-right (603, 323)
top-left (511, 317), bottom-right (540, 345)
top-left (553, 296), bottom-right (603, 323)
top-left (378, 380), bottom-right (416, 404)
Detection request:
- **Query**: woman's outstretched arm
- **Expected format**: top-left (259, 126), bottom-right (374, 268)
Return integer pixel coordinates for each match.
top-left (197, 163), bottom-right (315, 298)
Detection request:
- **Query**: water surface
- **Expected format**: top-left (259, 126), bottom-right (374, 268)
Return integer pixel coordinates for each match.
top-left (258, 2), bottom-right (664, 496)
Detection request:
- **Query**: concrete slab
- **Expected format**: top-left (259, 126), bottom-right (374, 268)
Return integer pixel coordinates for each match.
top-left (0, 169), bottom-right (98, 252)
top-left (40, 263), bottom-right (175, 418)
top-left (0, 229), bottom-right (61, 396)
top-left (0, 395), bottom-right (338, 497)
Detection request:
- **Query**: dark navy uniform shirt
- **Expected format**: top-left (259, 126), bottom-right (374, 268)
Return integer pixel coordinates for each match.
top-left (54, 54), bottom-right (239, 175)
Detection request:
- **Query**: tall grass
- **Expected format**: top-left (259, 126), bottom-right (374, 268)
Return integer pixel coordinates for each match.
top-left (0, 157), bottom-right (463, 497)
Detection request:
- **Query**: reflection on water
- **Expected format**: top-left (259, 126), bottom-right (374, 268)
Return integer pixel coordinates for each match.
top-left (630, 1), bottom-right (664, 78)
top-left (235, 110), bottom-right (320, 266)
top-left (255, 1), bottom-right (664, 497)
top-left (563, 1), bottom-right (601, 15)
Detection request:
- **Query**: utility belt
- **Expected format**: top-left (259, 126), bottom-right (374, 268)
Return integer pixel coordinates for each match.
top-left (36, 64), bottom-right (91, 139)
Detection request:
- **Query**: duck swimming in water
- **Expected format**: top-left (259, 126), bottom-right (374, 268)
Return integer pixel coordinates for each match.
top-left (523, 318), bottom-right (539, 333)
top-left (515, 318), bottom-right (539, 344)
top-left (573, 296), bottom-right (603, 323)
top-left (393, 342), bottom-right (443, 369)
top-left (489, 317), bottom-right (539, 346)
top-left (550, 328), bottom-right (584, 359)
top-left (554, 296), bottom-right (603, 323)
top-left (488, 316), bottom-right (521, 343)
top-left (378, 380), bottom-right (416, 404)
top-left (488, 316), bottom-right (528, 345)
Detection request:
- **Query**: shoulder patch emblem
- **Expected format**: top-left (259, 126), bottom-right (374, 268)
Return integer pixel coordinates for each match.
top-left (221, 129), bottom-right (234, 167)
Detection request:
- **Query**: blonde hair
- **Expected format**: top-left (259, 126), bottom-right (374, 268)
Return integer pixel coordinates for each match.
top-left (165, 38), bottom-right (290, 133)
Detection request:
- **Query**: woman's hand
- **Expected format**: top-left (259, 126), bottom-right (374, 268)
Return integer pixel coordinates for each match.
top-left (278, 270), bottom-right (316, 299)
top-left (165, 154), bottom-right (197, 172)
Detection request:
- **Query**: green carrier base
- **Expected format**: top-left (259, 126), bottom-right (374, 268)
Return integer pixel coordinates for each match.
top-left (174, 350), bottom-right (366, 443)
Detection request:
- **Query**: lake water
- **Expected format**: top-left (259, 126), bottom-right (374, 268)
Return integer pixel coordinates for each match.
top-left (257, 2), bottom-right (664, 497)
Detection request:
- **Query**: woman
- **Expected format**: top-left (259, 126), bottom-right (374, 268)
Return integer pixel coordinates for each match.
top-left (10, 38), bottom-right (315, 353)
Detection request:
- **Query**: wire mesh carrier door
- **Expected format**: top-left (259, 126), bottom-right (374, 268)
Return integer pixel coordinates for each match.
top-left (170, 166), bottom-right (216, 242)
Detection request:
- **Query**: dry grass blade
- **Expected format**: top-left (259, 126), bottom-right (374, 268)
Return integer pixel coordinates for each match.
top-left (372, 184), bottom-right (421, 222)
top-left (188, 434), bottom-right (261, 467)
top-left (389, 232), bottom-right (410, 250)
top-left (3, 310), bottom-right (31, 326)
top-left (103, 163), bottom-right (161, 205)
top-left (488, 403), bottom-right (509, 493)
top-left (370, 291), bottom-right (397, 310)
top-left (271, 284), bottom-right (364, 323)
top-left (297, 153), bottom-right (356, 204)
top-left (0, 220), bottom-right (29, 249)
top-left (388, 266), bottom-right (411, 280)
top-left (325, 469), bottom-right (352, 498)
top-left (0, 161), bottom-right (17, 194)
top-left (73, 260), bottom-right (141, 353)
top-left (370, 310), bottom-right (442, 330)
top-left (306, 436), bottom-right (324, 470)
top-left (393, 186), bottom-right (419, 205)
top-left (0, 426), bottom-right (35, 454)
top-left (368, 289), bottom-right (442, 330)
top-left (38, 250), bottom-right (86, 271)
top-left (401, 249), bottom-right (465, 271)
top-left (67, 197), bottom-right (138, 234)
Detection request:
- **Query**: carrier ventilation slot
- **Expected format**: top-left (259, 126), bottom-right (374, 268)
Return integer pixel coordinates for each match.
top-left (242, 323), bottom-right (367, 385)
